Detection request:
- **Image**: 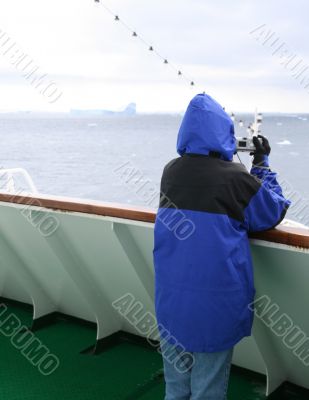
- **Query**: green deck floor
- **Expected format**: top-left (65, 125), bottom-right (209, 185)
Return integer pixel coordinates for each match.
top-left (0, 301), bottom-right (307, 400)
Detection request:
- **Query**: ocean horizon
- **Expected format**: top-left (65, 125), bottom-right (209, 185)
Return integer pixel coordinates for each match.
top-left (0, 112), bottom-right (308, 226)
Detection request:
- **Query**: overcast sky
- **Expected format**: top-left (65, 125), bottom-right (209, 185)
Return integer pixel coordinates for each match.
top-left (0, 0), bottom-right (309, 112)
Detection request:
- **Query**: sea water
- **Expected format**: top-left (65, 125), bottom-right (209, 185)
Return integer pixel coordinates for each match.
top-left (0, 113), bottom-right (308, 225)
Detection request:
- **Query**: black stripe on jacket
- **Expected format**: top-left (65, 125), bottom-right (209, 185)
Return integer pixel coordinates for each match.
top-left (159, 154), bottom-right (261, 223)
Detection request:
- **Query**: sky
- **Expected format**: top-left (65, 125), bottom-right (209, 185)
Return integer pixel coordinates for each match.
top-left (0, 0), bottom-right (309, 113)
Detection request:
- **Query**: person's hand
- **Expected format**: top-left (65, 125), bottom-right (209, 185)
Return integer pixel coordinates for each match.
top-left (250, 135), bottom-right (271, 166)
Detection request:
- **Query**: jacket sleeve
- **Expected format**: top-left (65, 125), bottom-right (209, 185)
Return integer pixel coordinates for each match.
top-left (244, 156), bottom-right (291, 233)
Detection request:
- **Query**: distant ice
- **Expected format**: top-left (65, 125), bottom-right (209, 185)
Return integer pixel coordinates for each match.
top-left (277, 139), bottom-right (292, 145)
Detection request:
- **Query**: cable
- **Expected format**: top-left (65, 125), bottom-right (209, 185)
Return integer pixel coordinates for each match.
top-left (94, 0), bottom-right (263, 125)
top-left (236, 152), bottom-right (244, 165)
top-left (93, 0), bottom-right (196, 87)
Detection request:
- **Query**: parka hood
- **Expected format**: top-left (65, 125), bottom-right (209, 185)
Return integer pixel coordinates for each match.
top-left (177, 93), bottom-right (236, 161)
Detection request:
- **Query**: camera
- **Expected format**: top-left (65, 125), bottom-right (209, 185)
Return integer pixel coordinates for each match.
top-left (236, 136), bottom-right (262, 152)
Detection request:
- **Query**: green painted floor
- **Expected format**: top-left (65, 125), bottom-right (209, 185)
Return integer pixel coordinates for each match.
top-left (0, 302), bottom-right (307, 400)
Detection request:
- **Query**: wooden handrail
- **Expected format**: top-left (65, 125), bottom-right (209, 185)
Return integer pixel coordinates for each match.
top-left (249, 226), bottom-right (309, 249)
top-left (0, 192), bottom-right (156, 223)
top-left (0, 192), bottom-right (308, 249)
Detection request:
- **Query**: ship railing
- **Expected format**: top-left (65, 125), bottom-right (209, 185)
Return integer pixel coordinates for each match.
top-left (0, 193), bottom-right (308, 396)
top-left (0, 168), bottom-right (38, 194)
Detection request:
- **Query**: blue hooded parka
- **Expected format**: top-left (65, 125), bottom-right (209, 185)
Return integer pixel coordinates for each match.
top-left (153, 93), bottom-right (291, 352)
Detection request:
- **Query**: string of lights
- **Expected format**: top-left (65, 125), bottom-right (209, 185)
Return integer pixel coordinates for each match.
top-left (93, 0), bottom-right (195, 87)
top-left (93, 1), bottom-right (262, 133)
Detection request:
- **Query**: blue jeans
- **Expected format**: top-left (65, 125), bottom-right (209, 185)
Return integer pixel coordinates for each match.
top-left (160, 340), bottom-right (233, 400)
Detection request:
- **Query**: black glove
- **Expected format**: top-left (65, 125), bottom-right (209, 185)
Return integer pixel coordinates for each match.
top-left (250, 135), bottom-right (271, 166)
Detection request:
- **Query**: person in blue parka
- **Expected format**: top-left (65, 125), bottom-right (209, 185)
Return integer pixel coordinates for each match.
top-left (153, 93), bottom-right (291, 400)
